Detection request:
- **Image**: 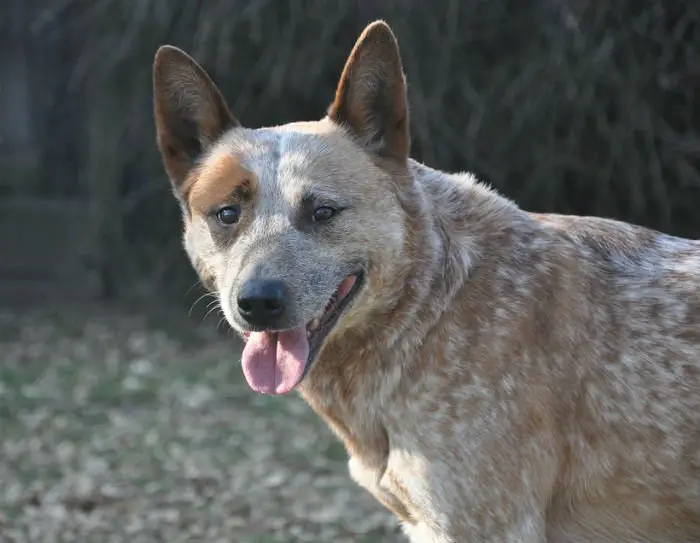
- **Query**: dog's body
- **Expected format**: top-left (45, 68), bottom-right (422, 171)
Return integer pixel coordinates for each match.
top-left (153, 21), bottom-right (700, 542)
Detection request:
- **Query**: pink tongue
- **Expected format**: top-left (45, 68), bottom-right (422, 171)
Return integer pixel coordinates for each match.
top-left (241, 326), bottom-right (309, 395)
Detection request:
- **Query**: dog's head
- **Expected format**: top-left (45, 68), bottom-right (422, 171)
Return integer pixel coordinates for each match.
top-left (153, 21), bottom-right (414, 395)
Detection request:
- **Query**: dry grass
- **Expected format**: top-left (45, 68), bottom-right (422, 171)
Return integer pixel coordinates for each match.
top-left (0, 306), bottom-right (403, 542)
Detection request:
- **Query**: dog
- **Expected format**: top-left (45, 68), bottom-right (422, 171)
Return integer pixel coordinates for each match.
top-left (152, 20), bottom-right (700, 542)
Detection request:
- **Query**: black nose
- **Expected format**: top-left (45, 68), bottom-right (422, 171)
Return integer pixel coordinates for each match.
top-left (237, 279), bottom-right (288, 327)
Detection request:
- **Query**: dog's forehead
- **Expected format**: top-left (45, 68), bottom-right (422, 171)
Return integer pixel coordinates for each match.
top-left (209, 121), bottom-right (362, 201)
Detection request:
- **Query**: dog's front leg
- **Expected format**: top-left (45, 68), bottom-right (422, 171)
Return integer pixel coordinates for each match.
top-left (348, 455), bottom-right (417, 525)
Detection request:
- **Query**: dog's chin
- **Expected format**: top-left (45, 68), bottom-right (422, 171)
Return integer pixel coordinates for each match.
top-left (239, 271), bottom-right (365, 395)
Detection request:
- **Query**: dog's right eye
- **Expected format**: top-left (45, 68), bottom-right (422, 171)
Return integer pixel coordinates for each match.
top-left (216, 206), bottom-right (240, 225)
top-left (313, 206), bottom-right (336, 223)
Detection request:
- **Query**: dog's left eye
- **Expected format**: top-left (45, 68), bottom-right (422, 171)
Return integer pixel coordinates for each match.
top-left (216, 206), bottom-right (241, 225)
top-left (313, 206), bottom-right (336, 222)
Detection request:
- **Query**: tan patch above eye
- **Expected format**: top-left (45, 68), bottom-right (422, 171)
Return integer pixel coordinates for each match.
top-left (187, 152), bottom-right (258, 214)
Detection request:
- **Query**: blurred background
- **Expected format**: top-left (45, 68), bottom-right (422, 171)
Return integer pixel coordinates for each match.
top-left (0, 1), bottom-right (698, 541)
top-left (1, 0), bottom-right (699, 305)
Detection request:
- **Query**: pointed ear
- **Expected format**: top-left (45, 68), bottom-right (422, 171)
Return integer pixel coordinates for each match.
top-left (328, 21), bottom-right (409, 162)
top-left (153, 45), bottom-right (240, 190)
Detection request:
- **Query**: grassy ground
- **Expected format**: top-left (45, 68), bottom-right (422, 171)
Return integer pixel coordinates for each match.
top-left (0, 305), bottom-right (403, 542)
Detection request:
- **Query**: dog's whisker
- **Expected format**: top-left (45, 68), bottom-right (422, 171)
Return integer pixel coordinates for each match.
top-left (188, 291), bottom-right (218, 317)
top-left (204, 303), bottom-right (222, 323)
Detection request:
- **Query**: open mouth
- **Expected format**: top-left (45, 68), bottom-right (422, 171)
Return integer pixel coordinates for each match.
top-left (240, 271), bottom-right (364, 395)
top-left (305, 271), bottom-right (364, 366)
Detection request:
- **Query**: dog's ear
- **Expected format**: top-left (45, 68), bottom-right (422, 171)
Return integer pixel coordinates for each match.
top-left (328, 20), bottom-right (409, 163)
top-left (153, 46), bottom-right (240, 190)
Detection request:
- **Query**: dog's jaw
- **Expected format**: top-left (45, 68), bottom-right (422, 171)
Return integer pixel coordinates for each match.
top-left (304, 271), bottom-right (365, 372)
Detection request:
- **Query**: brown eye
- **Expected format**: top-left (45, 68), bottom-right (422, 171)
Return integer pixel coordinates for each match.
top-left (313, 206), bottom-right (336, 222)
top-left (216, 206), bottom-right (240, 225)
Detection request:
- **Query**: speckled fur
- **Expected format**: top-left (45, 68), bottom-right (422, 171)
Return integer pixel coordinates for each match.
top-left (153, 21), bottom-right (700, 542)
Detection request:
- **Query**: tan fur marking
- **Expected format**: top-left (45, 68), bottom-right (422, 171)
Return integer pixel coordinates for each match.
top-left (187, 153), bottom-right (257, 214)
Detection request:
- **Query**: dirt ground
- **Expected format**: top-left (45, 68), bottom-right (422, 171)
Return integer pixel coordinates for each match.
top-left (0, 305), bottom-right (404, 542)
